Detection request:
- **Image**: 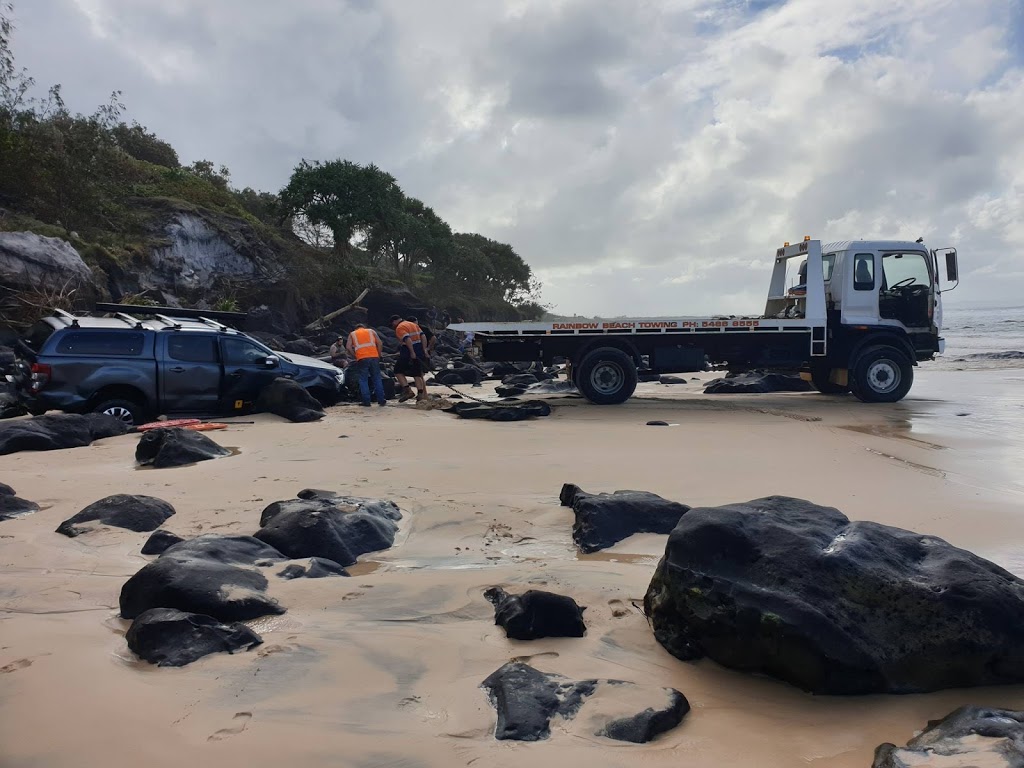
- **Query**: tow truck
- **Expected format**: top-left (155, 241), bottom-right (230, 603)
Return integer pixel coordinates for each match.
top-left (450, 238), bottom-right (959, 405)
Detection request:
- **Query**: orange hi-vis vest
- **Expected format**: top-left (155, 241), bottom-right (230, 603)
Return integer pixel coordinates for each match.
top-left (394, 321), bottom-right (423, 346)
top-left (350, 327), bottom-right (381, 360)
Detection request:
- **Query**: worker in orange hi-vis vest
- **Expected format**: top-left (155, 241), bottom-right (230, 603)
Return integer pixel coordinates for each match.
top-left (389, 314), bottom-right (428, 402)
top-left (345, 323), bottom-right (387, 407)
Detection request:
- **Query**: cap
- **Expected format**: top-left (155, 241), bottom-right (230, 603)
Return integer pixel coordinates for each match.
top-left (388, 314), bottom-right (402, 323)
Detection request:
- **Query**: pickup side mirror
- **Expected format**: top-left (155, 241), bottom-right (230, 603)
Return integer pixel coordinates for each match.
top-left (263, 355), bottom-right (279, 368)
top-left (945, 250), bottom-right (958, 283)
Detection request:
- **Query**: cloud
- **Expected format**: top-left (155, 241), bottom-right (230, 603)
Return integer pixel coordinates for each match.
top-left (7, 0), bottom-right (1024, 315)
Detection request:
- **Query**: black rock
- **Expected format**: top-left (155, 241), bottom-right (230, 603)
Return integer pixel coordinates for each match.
top-left (255, 377), bottom-right (325, 422)
top-left (162, 534), bottom-right (287, 565)
top-left (0, 413), bottom-right (128, 456)
top-left (659, 375), bottom-right (688, 385)
top-left (644, 496), bottom-right (1024, 694)
top-left (565, 486), bottom-right (691, 554)
top-left (0, 482), bottom-right (13, 495)
top-left (0, 490), bottom-right (39, 521)
top-left (277, 557), bottom-right (350, 579)
top-left (0, 392), bottom-right (26, 419)
top-left (502, 373), bottom-right (539, 387)
top-left (141, 529), bottom-right (185, 555)
top-left (255, 493), bottom-right (401, 568)
top-left (481, 662), bottom-right (688, 743)
top-left (647, 420), bottom-right (670, 426)
top-left (704, 370), bottom-right (812, 394)
top-left (559, 483), bottom-right (584, 507)
top-left (135, 428), bottom-right (231, 468)
top-left (449, 402), bottom-right (551, 422)
top-left (872, 706), bottom-right (1024, 767)
top-left (120, 551), bottom-right (285, 622)
top-left (283, 338), bottom-right (317, 356)
top-left (495, 384), bottom-right (529, 398)
top-left (57, 494), bottom-right (175, 537)
top-left (125, 608), bottom-right (263, 667)
top-left (484, 587), bottom-right (587, 640)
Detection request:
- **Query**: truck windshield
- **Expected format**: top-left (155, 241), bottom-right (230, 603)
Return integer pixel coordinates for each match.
top-left (882, 252), bottom-right (930, 288)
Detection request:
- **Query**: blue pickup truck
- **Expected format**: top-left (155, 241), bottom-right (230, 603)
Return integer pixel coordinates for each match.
top-left (12, 309), bottom-right (347, 426)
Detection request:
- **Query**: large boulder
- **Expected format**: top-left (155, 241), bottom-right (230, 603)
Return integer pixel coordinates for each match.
top-left (254, 493), bottom-right (400, 567)
top-left (644, 496), bottom-right (1024, 694)
top-left (283, 338), bottom-right (318, 356)
top-left (120, 549), bottom-right (284, 622)
top-left (873, 706), bottom-right (1024, 767)
top-left (276, 558), bottom-right (350, 580)
top-left (0, 484), bottom-right (39, 521)
top-left (362, 286), bottom-right (430, 327)
top-left (57, 494), bottom-right (175, 537)
top-left (0, 232), bottom-right (94, 293)
top-left (255, 378), bottom-right (325, 423)
top-left (125, 608), bottom-right (263, 667)
top-left (0, 413), bottom-right (128, 456)
top-left (161, 534), bottom-right (288, 566)
top-left (141, 529), bottom-right (185, 555)
top-left (135, 427), bottom-right (231, 468)
top-left (481, 662), bottom-right (688, 743)
top-left (561, 484), bottom-right (690, 554)
top-left (449, 402), bottom-right (551, 422)
top-left (704, 370), bottom-right (812, 394)
top-left (484, 587), bottom-right (587, 640)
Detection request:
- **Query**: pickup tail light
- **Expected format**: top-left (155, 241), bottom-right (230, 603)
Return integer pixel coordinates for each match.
top-left (29, 363), bottom-right (51, 393)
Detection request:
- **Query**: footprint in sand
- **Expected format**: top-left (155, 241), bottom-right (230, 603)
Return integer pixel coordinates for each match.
top-left (0, 658), bottom-right (32, 674)
top-left (609, 599), bottom-right (631, 618)
top-left (511, 651), bottom-right (559, 664)
top-left (207, 712), bottom-right (252, 741)
top-left (342, 592), bottom-right (364, 601)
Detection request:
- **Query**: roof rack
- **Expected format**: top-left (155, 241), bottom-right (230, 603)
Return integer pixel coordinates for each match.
top-left (93, 303), bottom-right (246, 328)
top-left (52, 308), bottom-right (80, 327)
top-left (114, 312), bottom-right (144, 329)
top-left (197, 316), bottom-right (228, 332)
top-left (154, 314), bottom-right (182, 330)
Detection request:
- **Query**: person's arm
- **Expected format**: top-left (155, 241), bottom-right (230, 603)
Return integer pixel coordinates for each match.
top-left (374, 331), bottom-right (383, 354)
top-left (404, 336), bottom-right (418, 357)
top-left (345, 335), bottom-right (355, 356)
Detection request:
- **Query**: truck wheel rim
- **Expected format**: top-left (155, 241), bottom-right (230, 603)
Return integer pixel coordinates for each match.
top-left (866, 359), bottom-right (900, 394)
top-left (591, 362), bottom-right (624, 395)
top-left (104, 406), bottom-right (135, 425)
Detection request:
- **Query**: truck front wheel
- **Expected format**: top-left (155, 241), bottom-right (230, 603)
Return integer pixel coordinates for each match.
top-left (850, 346), bottom-right (913, 403)
top-left (91, 397), bottom-right (148, 427)
top-left (577, 347), bottom-right (638, 405)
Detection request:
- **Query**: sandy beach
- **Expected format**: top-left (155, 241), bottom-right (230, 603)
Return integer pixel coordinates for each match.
top-left (3, 369), bottom-right (1024, 768)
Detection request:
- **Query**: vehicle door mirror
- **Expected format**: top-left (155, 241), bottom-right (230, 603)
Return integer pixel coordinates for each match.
top-left (263, 355), bottom-right (279, 368)
top-left (945, 250), bottom-right (958, 283)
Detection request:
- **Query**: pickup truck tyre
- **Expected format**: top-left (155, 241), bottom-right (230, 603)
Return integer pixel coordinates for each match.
top-left (850, 346), bottom-right (913, 403)
top-left (810, 365), bottom-right (850, 395)
top-left (577, 347), bottom-right (637, 405)
top-left (91, 397), bottom-right (148, 427)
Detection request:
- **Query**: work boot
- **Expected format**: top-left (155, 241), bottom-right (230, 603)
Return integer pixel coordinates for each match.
top-left (416, 391), bottom-right (427, 402)
top-left (398, 387), bottom-right (415, 402)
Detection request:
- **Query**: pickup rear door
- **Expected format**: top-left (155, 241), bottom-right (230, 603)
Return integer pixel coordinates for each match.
top-left (219, 336), bottom-right (284, 413)
top-left (159, 334), bottom-right (223, 414)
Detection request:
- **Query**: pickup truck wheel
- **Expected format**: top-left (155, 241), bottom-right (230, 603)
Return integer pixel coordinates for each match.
top-left (810, 366), bottom-right (850, 395)
top-left (577, 347), bottom-right (638, 405)
top-left (92, 398), bottom-right (147, 427)
top-left (850, 346), bottom-right (913, 403)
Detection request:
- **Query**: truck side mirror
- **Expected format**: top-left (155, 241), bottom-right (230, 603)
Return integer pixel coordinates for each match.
top-left (263, 355), bottom-right (279, 368)
top-left (945, 251), bottom-right (958, 282)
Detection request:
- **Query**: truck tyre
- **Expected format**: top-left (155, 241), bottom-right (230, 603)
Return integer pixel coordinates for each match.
top-left (810, 365), bottom-right (850, 395)
top-left (91, 397), bottom-right (147, 427)
top-left (576, 347), bottom-right (637, 405)
top-left (850, 346), bottom-right (913, 403)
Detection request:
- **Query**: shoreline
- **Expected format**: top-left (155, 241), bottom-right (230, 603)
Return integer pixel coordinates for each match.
top-left (2, 366), bottom-right (1024, 767)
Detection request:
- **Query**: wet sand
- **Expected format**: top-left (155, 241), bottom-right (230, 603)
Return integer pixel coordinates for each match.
top-left (3, 369), bottom-right (1024, 767)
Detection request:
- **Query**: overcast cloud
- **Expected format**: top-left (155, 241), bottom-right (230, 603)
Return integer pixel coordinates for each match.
top-left (9, 0), bottom-right (1024, 315)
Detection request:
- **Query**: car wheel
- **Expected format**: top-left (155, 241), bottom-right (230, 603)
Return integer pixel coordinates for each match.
top-left (92, 398), bottom-right (147, 427)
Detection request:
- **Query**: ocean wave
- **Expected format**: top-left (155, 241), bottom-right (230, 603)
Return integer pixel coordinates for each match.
top-left (956, 351), bottom-right (1024, 361)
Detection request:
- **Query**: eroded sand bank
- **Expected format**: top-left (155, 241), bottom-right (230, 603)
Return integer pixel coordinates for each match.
top-left (2, 373), bottom-right (1024, 767)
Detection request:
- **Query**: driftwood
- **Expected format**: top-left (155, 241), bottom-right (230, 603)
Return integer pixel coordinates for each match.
top-left (304, 288), bottom-right (369, 332)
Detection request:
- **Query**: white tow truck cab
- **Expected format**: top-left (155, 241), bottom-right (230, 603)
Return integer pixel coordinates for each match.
top-left (449, 237), bottom-right (959, 406)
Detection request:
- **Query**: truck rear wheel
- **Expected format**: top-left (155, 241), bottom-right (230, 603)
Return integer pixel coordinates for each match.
top-left (850, 346), bottom-right (913, 403)
top-left (92, 397), bottom-right (148, 427)
top-left (577, 347), bottom-right (637, 405)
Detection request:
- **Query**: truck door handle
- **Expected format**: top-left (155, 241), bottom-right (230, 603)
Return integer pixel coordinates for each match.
top-left (228, 370), bottom-right (243, 378)
top-left (170, 367), bottom-right (185, 373)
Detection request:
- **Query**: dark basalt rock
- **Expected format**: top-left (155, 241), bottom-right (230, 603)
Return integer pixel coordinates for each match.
top-left (872, 706), bottom-right (1024, 767)
top-left (481, 662), bottom-right (688, 743)
top-left (283, 338), bottom-right (317, 356)
top-left (484, 587), bottom-right (587, 640)
top-left (646, 420), bottom-right (670, 426)
top-left (0, 413), bottom-right (128, 456)
top-left (277, 557), bottom-right (350, 580)
top-left (141, 529), bottom-right (185, 555)
top-left (125, 608), bottom-right (262, 667)
top-left (644, 496), bottom-right (1024, 694)
top-left (135, 428), bottom-right (231, 468)
top-left (57, 494), bottom-right (175, 537)
top-left (562, 485), bottom-right (690, 554)
top-left (120, 550), bottom-right (285, 622)
top-left (255, 377), bottom-right (325, 423)
top-left (659, 375), bottom-right (688, 385)
top-left (704, 370), bottom-right (812, 394)
top-left (162, 534), bottom-right (287, 565)
top-left (254, 493), bottom-right (401, 567)
top-left (502, 373), bottom-right (539, 387)
top-left (495, 384), bottom-right (528, 398)
top-left (0, 485), bottom-right (39, 521)
top-left (449, 402), bottom-right (551, 422)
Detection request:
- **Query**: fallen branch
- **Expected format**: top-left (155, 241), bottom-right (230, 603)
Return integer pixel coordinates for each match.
top-left (304, 288), bottom-right (369, 332)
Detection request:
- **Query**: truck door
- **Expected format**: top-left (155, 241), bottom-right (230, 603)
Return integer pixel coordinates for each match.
top-left (160, 334), bottom-right (222, 414)
top-left (839, 251), bottom-right (881, 326)
top-left (879, 251), bottom-right (932, 330)
top-left (220, 336), bottom-right (283, 412)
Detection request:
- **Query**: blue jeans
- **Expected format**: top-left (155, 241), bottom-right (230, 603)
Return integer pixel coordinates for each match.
top-left (355, 357), bottom-right (386, 405)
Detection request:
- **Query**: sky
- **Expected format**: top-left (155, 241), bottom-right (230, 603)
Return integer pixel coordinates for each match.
top-left (7, 0), bottom-right (1024, 316)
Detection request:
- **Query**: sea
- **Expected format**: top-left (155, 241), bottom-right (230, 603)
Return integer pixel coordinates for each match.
top-left (938, 304), bottom-right (1024, 369)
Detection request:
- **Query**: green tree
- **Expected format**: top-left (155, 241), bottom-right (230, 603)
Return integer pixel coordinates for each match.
top-left (366, 196), bottom-right (453, 278)
top-left (111, 121), bottom-right (178, 168)
top-left (188, 158), bottom-right (230, 189)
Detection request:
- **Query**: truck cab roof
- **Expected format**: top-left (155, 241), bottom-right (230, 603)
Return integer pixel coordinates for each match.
top-left (822, 240), bottom-right (929, 254)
